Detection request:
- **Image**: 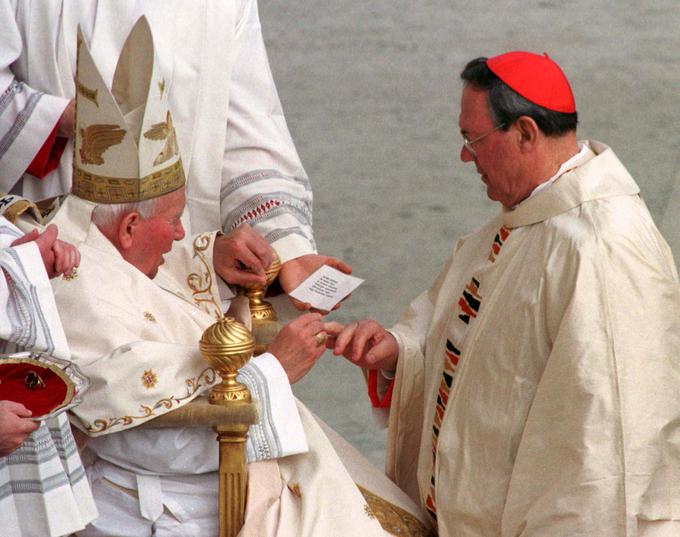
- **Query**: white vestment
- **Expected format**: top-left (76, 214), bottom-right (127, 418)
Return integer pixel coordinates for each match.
top-left (385, 141), bottom-right (680, 537)
top-left (46, 195), bottom-right (430, 536)
top-left (0, 0), bottom-right (314, 261)
top-left (0, 215), bottom-right (97, 537)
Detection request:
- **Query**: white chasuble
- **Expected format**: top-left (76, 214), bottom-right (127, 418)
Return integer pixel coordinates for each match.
top-left (387, 141), bottom-right (680, 537)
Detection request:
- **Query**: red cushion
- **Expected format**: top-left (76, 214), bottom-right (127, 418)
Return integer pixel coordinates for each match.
top-left (0, 361), bottom-right (70, 416)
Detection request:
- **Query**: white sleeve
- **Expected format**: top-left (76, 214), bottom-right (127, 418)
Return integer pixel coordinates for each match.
top-left (0, 217), bottom-right (70, 358)
top-left (0, 0), bottom-right (69, 191)
top-left (220, 0), bottom-right (315, 263)
top-left (240, 352), bottom-right (308, 460)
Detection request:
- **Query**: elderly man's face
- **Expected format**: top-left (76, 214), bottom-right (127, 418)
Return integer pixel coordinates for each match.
top-left (458, 86), bottom-right (523, 208)
top-left (126, 186), bottom-right (186, 278)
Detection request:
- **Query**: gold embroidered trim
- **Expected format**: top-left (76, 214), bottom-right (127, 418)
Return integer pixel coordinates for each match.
top-left (144, 311), bottom-right (157, 323)
top-left (187, 234), bottom-right (222, 319)
top-left (86, 367), bottom-right (217, 433)
top-left (0, 195), bottom-right (43, 224)
top-left (357, 485), bottom-right (435, 537)
top-left (72, 158), bottom-right (185, 204)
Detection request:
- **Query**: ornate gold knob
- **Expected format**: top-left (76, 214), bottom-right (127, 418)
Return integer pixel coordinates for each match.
top-left (241, 252), bottom-right (281, 355)
top-left (199, 316), bottom-right (255, 405)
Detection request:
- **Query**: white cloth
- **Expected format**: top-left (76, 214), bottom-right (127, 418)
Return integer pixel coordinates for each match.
top-left (0, 215), bottom-right (97, 537)
top-left (386, 141), bottom-right (680, 536)
top-left (0, 0), bottom-right (315, 262)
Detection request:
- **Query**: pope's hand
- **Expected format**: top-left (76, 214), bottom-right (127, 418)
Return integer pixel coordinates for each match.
top-left (11, 224), bottom-right (80, 279)
top-left (279, 254), bottom-right (352, 311)
top-left (0, 400), bottom-right (40, 457)
top-left (213, 224), bottom-right (273, 287)
top-left (267, 312), bottom-right (327, 384)
top-left (324, 319), bottom-right (398, 372)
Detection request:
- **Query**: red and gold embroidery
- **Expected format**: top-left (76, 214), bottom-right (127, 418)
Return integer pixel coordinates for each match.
top-left (234, 199), bottom-right (282, 228)
top-left (141, 369), bottom-right (158, 389)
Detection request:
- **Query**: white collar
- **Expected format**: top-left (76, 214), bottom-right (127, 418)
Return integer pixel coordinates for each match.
top-left (527, 141), bottom-right (589, 200)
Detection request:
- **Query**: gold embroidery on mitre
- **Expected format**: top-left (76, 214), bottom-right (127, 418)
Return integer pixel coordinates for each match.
top-left (86, 367), bottom-right (217, 434)
top-left (144, 311), bottom-right (157, 323)
top-left (141, 369), bottom-right (158, 389)
top-left (79, 123), bottom-right (126, 165)
top-left (76, 80), bottom-right (99, 107)
top-left (187, 234), bottom-right (222, 319)
top-left (143, 111), bottom-right (179, 166)
top-left (287, 483), bottom-right (302, 498)
top-left (158, 79), bottom-right (166, 99)
top-left (357, 485), bottom-right (434, 537)
top-left (72, 159), bottom-right (185, 204)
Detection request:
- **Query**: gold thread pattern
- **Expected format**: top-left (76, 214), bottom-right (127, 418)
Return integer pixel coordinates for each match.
top-left (287, 483), bottom-right (302, 498)
top-left (86, 367), bottom-right (217, 433)
top-left (141, 369), bottom-right (158, 389)
top-left (187, 234), bottom-right (222, 319)
top-left (76, 81), bottom-right (99, 107)
top-left (79, 124), bottom-right (126, 165)
top-left (158, 79), bottom-right (166, 99)
top-left (357, 485), bottom-right (435, 536)
top-left (144, 311), bottom-right (157, 323)
top-left (143, 111), bottom-right (179, 166)
top-left (72, 159), bottom-right (185, 204)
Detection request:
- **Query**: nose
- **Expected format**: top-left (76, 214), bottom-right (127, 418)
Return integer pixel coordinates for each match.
top-left (460, 144), bottom-right (475, 163)
top-left (175, 220), bottom-right (185, 241)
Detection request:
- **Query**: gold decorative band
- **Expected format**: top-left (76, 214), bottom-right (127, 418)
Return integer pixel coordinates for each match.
top-left (72, 159), bottom-right (185, 204)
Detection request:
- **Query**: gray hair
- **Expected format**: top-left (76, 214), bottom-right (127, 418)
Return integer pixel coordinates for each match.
top-left (92, 197), bottom-right (161, 232)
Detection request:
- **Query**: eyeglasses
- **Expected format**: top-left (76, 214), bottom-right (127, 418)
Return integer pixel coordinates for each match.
top-left (462, 123), bottom-right (506, 155)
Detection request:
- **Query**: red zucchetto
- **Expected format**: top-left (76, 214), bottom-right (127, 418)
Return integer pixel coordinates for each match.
top-left (486, 51), bottom-right (576, 114)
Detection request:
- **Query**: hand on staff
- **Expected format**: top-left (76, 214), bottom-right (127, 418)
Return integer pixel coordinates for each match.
top-left (268, 312), bottom-right (328, 384)
top-left (213, 224), bottom-right (273, 287)
top-left (279, 253), bottom-right (353, 311)
top-left (324, 319), bottom-right (399, 372)
top-left (11, 224), bottom-right (80, 279)
top-left (0, 400), bottom-right (40, 457)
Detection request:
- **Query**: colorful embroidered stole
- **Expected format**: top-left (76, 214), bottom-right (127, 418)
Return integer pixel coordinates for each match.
top-left (424, 225), bottom-right (512, 521)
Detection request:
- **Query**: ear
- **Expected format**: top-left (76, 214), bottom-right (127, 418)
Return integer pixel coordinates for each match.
top-left (116, 212), bottom-right (142, 251)
top-left (514, 116), bottom-right (540, 153)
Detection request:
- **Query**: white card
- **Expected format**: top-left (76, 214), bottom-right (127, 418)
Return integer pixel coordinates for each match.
top-left (288, 265), bottom-right (364, 311)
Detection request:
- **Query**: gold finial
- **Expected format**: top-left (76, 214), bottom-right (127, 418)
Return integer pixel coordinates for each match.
top-left (241, 252), bottom-right (281, 355)
top-left (199, 316), bottom-right (255, 405)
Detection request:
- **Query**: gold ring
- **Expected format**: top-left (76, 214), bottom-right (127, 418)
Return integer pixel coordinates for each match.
top-left (62, 267), bottom-right (78, 281)
top-left (314, 332), bottom-right (327, 346)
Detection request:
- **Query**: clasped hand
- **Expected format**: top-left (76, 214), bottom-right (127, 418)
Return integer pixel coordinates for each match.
top-left (10, 224), bottom-right (80, 279)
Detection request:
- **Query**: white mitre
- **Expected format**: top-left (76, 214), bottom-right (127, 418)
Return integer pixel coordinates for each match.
top-left (72, 16), bottom-right (185, 204)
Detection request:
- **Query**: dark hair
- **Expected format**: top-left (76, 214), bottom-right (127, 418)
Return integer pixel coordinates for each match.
top-left (460, 57), bottom-right (577, 136)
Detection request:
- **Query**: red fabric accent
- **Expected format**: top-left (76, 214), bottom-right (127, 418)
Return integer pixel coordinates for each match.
top-left (26, 123), bottom-right (68, 179)
top-left (0, 362), bottom-right (68, 416)
top-left (487, 51), bottom-right (576, 113)
top-left (367, 369), bottom-right (394, 409)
